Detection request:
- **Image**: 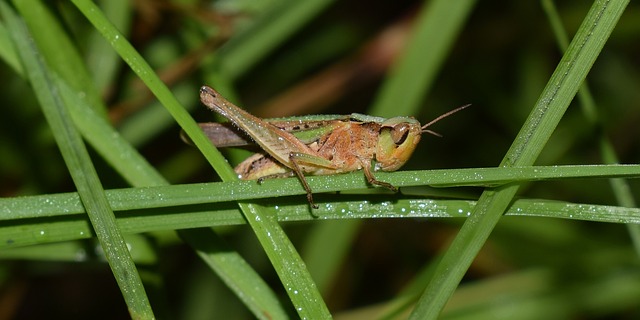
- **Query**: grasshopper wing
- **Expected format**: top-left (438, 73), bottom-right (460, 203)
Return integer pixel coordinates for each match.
top-left (181, 122), bottom-right (254, 148)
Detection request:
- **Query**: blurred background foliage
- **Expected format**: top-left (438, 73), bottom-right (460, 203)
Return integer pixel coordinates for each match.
top-left (0, 0), bottom-right (639, 319)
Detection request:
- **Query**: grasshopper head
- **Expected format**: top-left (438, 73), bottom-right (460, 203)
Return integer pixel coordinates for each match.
top-left (375, 104), bottom-right (470, 172)
top-left (375, 117), bottom-right (422, 172)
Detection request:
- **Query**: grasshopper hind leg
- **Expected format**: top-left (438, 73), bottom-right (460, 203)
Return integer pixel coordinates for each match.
top-left (239, 153), bottom-right (318, 209)
top-left (253, 154), bottom-right (318, 209)
top-left (287, 154), bottom-right (318, 209)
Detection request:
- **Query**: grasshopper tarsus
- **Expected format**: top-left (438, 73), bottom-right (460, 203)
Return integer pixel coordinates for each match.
top-left (379, 182), bottom-right (399, 193)
top-left (309, 196), bottom-right (319, 209)
top-left (368, 178), bottom-right (398, 193)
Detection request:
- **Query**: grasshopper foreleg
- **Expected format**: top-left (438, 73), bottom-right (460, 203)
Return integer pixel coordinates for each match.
top-left (361, 160), bottom-right (398, 192)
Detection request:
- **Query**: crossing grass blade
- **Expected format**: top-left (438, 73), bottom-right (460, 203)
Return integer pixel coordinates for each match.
top-left (70, 0), bottom-right (332, 317)
top-left (0, 3), bottom-right (154, 318)
top-left (408, 0), bottom-right (630, 318)
top-left (542, 0), bottom-right (640, 255)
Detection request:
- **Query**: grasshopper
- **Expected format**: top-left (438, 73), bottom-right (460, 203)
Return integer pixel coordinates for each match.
top-left (197, 85), bottom-right (469, 208)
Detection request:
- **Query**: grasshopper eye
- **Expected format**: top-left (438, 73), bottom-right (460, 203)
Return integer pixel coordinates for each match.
top-left (390, 124), bottom-right (411, 145)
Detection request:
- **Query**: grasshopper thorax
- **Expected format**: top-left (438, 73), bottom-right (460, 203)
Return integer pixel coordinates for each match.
top-left (374, 117), bottom-right (422, 172)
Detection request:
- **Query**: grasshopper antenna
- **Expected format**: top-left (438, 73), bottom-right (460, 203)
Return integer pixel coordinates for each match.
top-left (421, 104), bottom-right (471, 137)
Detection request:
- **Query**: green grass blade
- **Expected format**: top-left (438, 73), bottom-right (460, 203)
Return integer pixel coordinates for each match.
top-left (1, 2), bottom-right (290, 317)
top-left (502, 0), bottom-right (628, 167)
top-left (57, 77), bottom-right (167, 185)
top-left (0, 21), bottom-right (22, 73)
top-left (3, 164), bottom-right (639, 222)
top-left (62, 74), bottom-right (290, 317)
top-left (3, 36), bottom-right (290, 318)
top-left (12, 0), bottom-right (107, 117)
top-left (409, 1), bottom-right (630, 318)
top-left (603, 142), bottom-right (640, 254)
top-left (0, 6), bottom-right (158, 186)
top-left (0, 3), bottom-right (153, 318)
top-left (376, 260), bottom-right (441, 320)
top-left (369, 0), bottom-right (477, 117)
top-left (70, 0), bottom-right (232, 178)
top-left (85, 0), bottom-right (132, 92)
top-left (180, 229), bottom-right (289, 320)
top-left (70, 0), bottom-right (331, 317)
top-left (216, 0), bottom-right (336, 80)
top-left (64, 74), bottom-right (290, 317)
top-left (237, 202), bottom-right (333, 318)
top-left (302, 220), bottom-right (360, 294)
top-left (3, 163), bottom-right (640, 248)
top-left (4, 193), bottom-right (640, 249)
top-left (306, 0), bottom-right (475, 291)
top-left (542, 0), bottom-right (640, 255)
